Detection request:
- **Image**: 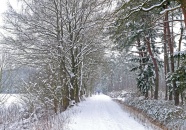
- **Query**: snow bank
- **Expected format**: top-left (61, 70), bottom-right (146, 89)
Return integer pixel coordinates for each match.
top-left (124, 98), bottom-right (186, 130)
top-left (108, 91), bottom-right (186, 130)
top-left (0, 94), bottom-right (23, 107)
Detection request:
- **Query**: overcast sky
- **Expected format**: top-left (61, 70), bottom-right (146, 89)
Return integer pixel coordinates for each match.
top-left (0, 1), bottom-right (8, 14)
top-left (0, 0), bottom-right (18, 24)
top-left (0, 0), bottom-right (8, 20)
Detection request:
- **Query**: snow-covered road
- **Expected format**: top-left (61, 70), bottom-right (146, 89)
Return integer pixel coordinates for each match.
top-left (68, 95), bottom-right (148, 130)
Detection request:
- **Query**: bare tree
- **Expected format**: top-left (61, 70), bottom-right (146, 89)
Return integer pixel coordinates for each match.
top-left (1, 0), bottom-right (111, 112)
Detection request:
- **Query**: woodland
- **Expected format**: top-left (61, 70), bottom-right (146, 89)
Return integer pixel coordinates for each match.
top-left (0, 0), bottom-right (186, 128)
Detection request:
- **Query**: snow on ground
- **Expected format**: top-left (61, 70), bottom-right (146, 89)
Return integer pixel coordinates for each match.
top-left (0, 94), bottom-right (22, 107)
top-left (68, 94), bottom-right (149, 130)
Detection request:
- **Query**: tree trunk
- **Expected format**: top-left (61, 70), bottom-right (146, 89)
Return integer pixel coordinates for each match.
top-left (181, 92), bottom-right (184, 105)
top-left (177, 23), bottom-right (184, 67)
top-left (165, 11), bottom-right (179, 105)
top-left (75, 80), bottom-right (80, 102)
top-left (176, 0), bottom-right (186, 27)
top-left (163, 12), bottom-right (170, 100)
top-left (181, 1), bottom-right (186, 27)
top-left (55, 1), bottom-right (70, 110)
top-left (53, 98), bottom-right (58, 114)
top-left (61, 60), bottom-right (70, 110)
top-left (136, 37), bottom-right (145, 96)
top-left (145, 88), bottom-right (148, 99)
top-left (146, 37), bottom-right (159, 100)
top-left (75, 47), bottom-right (80, 103)
top-left (177, 26), bottom-right (183, 105)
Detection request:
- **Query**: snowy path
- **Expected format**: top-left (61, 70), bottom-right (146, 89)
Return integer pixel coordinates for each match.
top-left (68, 95), bottom-right (148, 130)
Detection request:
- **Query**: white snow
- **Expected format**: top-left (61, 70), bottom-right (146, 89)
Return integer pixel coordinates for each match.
top-left (68, 94), bottom-right (148, 130)
top-left (0, 94), bottom-right (22, 107)
top-left (142, 0), bottom-right (166, 12)
top-left (174, 50), bottom-right (186, 56)
top-left (160, 5), bottom-right (181, 14)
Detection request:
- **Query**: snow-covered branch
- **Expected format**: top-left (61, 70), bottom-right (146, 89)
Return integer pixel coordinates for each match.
top-left (160, 5), bottom-right (181, 14)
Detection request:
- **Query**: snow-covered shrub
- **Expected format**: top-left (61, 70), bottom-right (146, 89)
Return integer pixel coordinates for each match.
top-left (0, 103), bottom-right (24, 129)
top-left (109, 90), bottom-right (186, 129)
top-left (108, 91), bottom-right (122, 98)
top-left (31, 111), bottom-right (70, 130)
top-left (108, 90), bottom-right (136, 99)
top-left (0, 94), bottom-right (71, 130)
top-left (124, 97), bottom-right (186, 129)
